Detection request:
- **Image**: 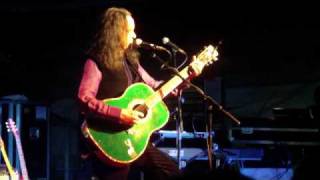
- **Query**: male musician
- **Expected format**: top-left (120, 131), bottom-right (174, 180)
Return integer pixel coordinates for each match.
top-left (77, 7), bottom-right (181, 180)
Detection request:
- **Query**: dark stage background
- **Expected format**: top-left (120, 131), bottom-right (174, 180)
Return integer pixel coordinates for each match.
top-left (1, 1), bottom-right (320, 180)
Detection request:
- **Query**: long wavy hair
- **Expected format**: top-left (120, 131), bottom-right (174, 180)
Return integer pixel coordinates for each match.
top-left (87, 7), bottom-right (139, 71)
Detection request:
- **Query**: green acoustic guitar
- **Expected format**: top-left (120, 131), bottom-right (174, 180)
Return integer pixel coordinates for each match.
top-left (82, 45), bottom-right (219, 166)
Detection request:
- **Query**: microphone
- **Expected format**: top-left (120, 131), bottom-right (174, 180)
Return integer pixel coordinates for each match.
top-left (134, 38), bottom-right (169, 52)
top-left (162, 37), bottom-right (186, 54)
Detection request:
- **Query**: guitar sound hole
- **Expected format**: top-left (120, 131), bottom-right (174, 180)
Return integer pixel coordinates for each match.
top-left (133, 104), bottom-right (148, 118)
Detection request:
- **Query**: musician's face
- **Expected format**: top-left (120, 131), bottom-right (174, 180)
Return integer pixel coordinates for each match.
top-left (126, 15), bottom-right (136, 48)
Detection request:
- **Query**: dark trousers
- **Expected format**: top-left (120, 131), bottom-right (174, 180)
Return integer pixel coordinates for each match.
top-left (78, 143), bottom-right (181, 180)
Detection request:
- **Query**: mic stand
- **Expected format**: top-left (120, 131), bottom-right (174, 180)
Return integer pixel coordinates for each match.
top-left (162, 65), bottom-right (241, 126)
top-left (156, 61), bottom-right (241, 124)
top-left (172, 70), bottom-right (241, 171)
top-left (152, 52), bottom-right (184, 169)
top-left (152, 52), bottom-right (241, 170)
top-left (207, 104), bottom-right (214, 170)
top-left (173, 50), bottom-right (184, 170)
top-left (152, 53), bottom-right (241, 170)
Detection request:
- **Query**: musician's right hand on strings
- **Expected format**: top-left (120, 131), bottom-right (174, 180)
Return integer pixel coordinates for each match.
top-left (119, 109), bottom-right (144, 126)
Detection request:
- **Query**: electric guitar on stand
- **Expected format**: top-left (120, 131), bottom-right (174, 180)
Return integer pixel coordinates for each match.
top-left (6, 118), bottom-right (29, 180)
top-left (82, 45), bottom-right (219, 166)
top-left (0, 136), bottom-right (18, 180)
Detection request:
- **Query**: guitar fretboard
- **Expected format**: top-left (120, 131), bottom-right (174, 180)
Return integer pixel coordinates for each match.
top-left (145, 45), bottom-right (217, 108)
top-left (145, 64), bottom-right (192, 108)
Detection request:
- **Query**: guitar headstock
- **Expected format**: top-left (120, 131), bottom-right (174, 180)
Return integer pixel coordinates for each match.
top-left (6, 118), bottom-right (18, 136)
top-left (190, 45), bottom-right (219, 76)
top-left (196, 45), bottom-right (219, 65)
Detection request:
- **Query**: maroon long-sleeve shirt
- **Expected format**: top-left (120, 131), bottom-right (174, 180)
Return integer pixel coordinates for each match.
top-left (77, 58), bottom-right (161, 121)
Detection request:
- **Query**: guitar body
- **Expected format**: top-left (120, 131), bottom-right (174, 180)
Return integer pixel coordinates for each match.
top-left (82, 83), bottom-right (170, 166)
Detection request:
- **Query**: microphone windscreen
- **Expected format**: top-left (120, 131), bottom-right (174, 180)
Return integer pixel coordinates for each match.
top-left (162, 37), bottom-right (170, 44)
top-left (134, 38), bottom-right (143, 46)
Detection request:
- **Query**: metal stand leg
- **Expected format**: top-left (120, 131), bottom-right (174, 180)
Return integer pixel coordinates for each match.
top-left (206, 105), bottom-right (214, 170)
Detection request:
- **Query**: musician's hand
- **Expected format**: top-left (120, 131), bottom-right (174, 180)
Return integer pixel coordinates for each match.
top-left (119, 109), bottom-right (144, 126)
top-left (189, 55), bottom-right (205, 76)
top-left (154, 80), bottom-right (164, 89)
top-left (171, 88), bottom-right (179, 96)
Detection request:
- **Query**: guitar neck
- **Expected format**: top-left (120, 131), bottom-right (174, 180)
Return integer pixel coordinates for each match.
top-left (144, 44), bottom-right (218, 108)
top-left (13, 133), bottom-right (29, 180)
top-left (145, 64), bottom-right (193, 107)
